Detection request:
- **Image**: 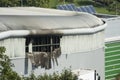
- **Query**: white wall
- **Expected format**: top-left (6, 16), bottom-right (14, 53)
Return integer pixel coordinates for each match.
top-left (0, 38), bottom-right (25, 58)
top-left (11, 48), bottom-right (105, 80)
top-left (0, 31), bottom-right (105, 79)
top-left (60, 31), bottom-right (104, 54)
top-left (0, 31), bottom-right (104, 57)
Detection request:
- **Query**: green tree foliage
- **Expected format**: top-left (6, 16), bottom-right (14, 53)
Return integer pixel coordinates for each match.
top-left (59, 69), bottom-right (77, 80)
top-left (65, 0), bottom-right (74, 3)
top-left (23, 69), bottom-right (78, 80)
top-left (107, 0), bottom-right (120, 15)
top-left (93, 0), bottom-right (118, 6)
top-left (0, 0), bottom-right (49, 7)
top-left (58, 0), bottom-right (76, 4)
top-left (0, 47), bottom-right (21, 80)
top-left (25, 0), bottom-right (49, 7)
top-left (0, 0), bottom-right (20, 7)
top-left (94, 0), bottom-right (120, 15)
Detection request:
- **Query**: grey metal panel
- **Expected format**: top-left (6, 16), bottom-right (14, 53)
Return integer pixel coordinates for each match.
top-left (66, 4), bottom-right (76, 11)
top-left (0, 14), bottom-right (104, 31)
top-left (105, 18), bottom-right (120, 38)
top-left (61, 5), bottom-right (68, 10)
top-left (0, 22), bottom-right (8, 31)
top-left (76, 7), bottom-right (82, 12)
top-left (57, 5), bottom-right (64, 10)
top-left (89, 5), bottom-right (96, 14)
top-left (80, 6), bottom-right (88, 12)
top-left (85, 6), bottom-right (93, 14)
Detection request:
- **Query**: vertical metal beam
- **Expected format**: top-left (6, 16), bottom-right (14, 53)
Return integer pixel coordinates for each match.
top-left (50, 36), bottom-right (53, 53)
top-left (48, 36), bottom-right (53, 68)
top-left (28, 39), bottom-right (33, 53)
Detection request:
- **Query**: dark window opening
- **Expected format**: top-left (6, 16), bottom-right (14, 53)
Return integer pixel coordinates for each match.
top-left (26, 35), bottom-right (61, 53)
top-left (26, 35), bottom-right (61, 69)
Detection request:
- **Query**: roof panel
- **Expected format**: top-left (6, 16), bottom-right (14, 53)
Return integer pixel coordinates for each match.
top-left (0, 15), bottom-right (104, 31)
top-left (0, 7), bottom-right (104, 31)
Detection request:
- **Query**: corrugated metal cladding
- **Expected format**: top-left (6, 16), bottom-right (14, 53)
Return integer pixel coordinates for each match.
top-left (105, 41), bottom-right (120, 80)
top-left (61, 31), bottom-right (104, 54)
top-left (0, 7), bottom-right (106, 57)
top-left (0, 38), bottom-right (25, 58)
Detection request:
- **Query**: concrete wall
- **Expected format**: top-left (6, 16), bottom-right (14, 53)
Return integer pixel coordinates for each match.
top-left (11, 48), bottom-right (105, 80)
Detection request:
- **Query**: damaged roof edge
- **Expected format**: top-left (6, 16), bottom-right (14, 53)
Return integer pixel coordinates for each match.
top-left (0, 22), bottom-right (107, 40)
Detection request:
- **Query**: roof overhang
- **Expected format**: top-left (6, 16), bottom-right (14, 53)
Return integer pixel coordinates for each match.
top-left (0, 22), bottom-right (106, 40)
top-left (0, 7), bottom-right (106, 40)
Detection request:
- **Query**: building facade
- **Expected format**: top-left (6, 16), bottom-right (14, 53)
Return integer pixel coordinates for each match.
top-left (0, 7), bottom-right (106, 80)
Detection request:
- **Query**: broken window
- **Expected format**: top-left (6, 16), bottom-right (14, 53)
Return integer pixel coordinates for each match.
top-left (26, 35), bottom-right (61, 69)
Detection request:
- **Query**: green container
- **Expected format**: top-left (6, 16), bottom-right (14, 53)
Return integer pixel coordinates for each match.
top-left (105, 41), bottom-right (120, 80)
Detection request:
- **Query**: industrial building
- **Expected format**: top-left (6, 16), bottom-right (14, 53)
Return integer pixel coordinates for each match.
top-left (0, 7), bottom-right (106, 80)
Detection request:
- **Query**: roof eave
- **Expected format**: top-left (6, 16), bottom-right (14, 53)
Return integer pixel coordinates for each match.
top-left (0, 22), bottom-right (107, 40)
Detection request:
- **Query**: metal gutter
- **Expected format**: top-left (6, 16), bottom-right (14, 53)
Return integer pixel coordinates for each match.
top-left (0, 22), bottom-right (106, 40)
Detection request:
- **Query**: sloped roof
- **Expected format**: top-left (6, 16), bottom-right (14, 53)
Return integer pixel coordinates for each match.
top-left (0, 7), bottom-right (104, 31)
top-left (0, 14), bottom-right (103, 31)
top-left (0, 7), bottom-right (106, 40)
top-left (0, 7), bottom-right (79, 16)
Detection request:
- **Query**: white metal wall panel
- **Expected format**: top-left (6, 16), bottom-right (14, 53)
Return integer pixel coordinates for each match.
top-left (60, 31), bottom-right (104, 54)
top-left (0, 38), bottom-right (25, 58)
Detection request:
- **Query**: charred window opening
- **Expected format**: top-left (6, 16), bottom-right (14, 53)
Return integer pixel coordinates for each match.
top-left (26, 35), bottom-right (61, 52)
top-left (26, 35), bottom-right (61, 69)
